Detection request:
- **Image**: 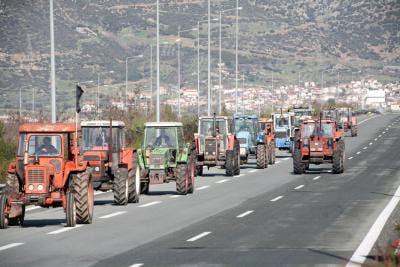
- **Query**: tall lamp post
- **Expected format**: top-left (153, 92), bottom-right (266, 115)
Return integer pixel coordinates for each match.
top-left (50, 0), bottom-right (56, 123)
top-left (156, 0), bottom-right (160, 122)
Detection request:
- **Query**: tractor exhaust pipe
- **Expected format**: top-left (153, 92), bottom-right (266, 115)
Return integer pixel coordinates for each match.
top-left (109, 118), bottom-right (113, 168)
top-left (212, 112), bottom-right (217, 137)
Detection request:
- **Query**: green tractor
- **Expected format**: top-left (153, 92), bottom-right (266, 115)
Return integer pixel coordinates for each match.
top-left (136, 122), bottom-right (196, 195)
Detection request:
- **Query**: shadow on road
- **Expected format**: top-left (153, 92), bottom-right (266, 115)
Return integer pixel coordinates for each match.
top-left (22, 219), bottom-right (65, 228)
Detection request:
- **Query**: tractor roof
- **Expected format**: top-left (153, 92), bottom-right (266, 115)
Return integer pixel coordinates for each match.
top-left (81, 120), bottom-right (125, 127)
top-left (145, 122), bottom-right (183, 127)
top-left (199, 116), bottom-right (228, 120)
top-left (233, 113), bottom-right (258, 119)
top-left (19, 123), bottom-right (78, 133)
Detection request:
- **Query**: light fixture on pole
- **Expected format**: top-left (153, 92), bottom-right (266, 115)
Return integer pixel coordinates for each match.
top-left (156, 0), bottom-right (160, 122)
top-left (50, 0), bottom-right (56, 123)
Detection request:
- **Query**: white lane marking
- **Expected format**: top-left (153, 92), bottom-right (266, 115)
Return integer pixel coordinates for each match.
top-left (249, 169), bottom-right (258, 173)
top-left (196, 185), bottom-right (210, 191)
top-left (386, 128), bottom-right (389, 130)
top-left (139, 201), bottom-right (162, 208)
top-left (346, 185), bottom-right (400, 266)
top-left (94, 191), bottom-right (106, 196)
top-left (358, 115), bottom-right (377, 125)
top-left (129, 264), bottom-right (144, 267)
top-left (275, 161), bottom-right (281, 164)
top-left (313, 176), bottom-right (321, 180)
top-left (283, 157), bottom-right (290, 161)
top-left (215, 179), bottom-right (229, 184)
top-left (363, 147), bottom-right (368, 150)
top-left (26, 206), bottom-right (41, 211)
top-left (369, 142), bottom-right (373, 145)
top-left (99, 211), bottom-right (127, 219)
top-left (270, 196), bottom-right (283, 202)
top-left (236, 210), bottom-right (254, 218)
top-left (383, 131), bottom-right (386, 134)
top-left (294, 184), bottom-right (305, 190)
top-left (356, 151), bottom-right (361, 155)
top-left (186, 231), bottom-right (212, 242)
top-left (348, 157), bottom-right (354, 160)
top-left (374, 138), bottom-right (378, 141)
top-left (47, 225), bottom-right (83, 235)
top-left (0, 243), bottom-right (24, 252)
top-left (379, 135), bottom-right (382, 137)
top-left (234, 174), bottom-right (245, 178)
top-left (169, 195), bottom-right (181, 198)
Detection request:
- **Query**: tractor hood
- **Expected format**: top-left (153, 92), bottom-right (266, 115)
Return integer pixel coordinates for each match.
top-left (148, 148), bottom-right (170, 169)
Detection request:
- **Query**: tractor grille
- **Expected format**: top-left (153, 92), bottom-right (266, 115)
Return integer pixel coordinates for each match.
top-left (28, 169), bottom-right (45, 184)
top-left (205, 139), bottom-right (217, 156)
top-left (150, 155), bottom-right (164, 165)
top-left (238, 138), bottom-right (247, 144)
top-left (275, 131), bottom-right (288, 139)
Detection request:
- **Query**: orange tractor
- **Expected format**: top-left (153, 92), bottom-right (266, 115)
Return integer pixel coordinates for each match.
top-left (1, 123), bottom-right (93, 228)
top-left (293, 117), bottom-right (345, 174)
top-left (81, 120), bottom-right (139, 205)
top-left (256, 118), bottom-right (276, 168)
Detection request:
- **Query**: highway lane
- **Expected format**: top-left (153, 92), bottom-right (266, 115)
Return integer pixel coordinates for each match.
top-left (0, 113), bottom-right (396, 266)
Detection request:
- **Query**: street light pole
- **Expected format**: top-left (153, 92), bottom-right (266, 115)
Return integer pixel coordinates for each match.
top-left (50, 0), bottom-right (56, 123)
top-left (32, 87), bottom-right (35, 113)
top-left (97, 73), bottom-right (100, 115)
top-left (241, 74), bottom-right (245, 113)
top-left (235, 0), bottom-right (239, 113)
top-left (207, 0), bottom-right (211, 116)
top-left (219, 11), bottom-right (222, 115)
top-left (156, 0), bottom-right (160, 122)
top-left (150, 44), bottom-right (153, 113)
top-left (177, 26), bottom-right (181, 117)
top-left (19, 87), bottom-right (22, 119)
top-left (197, 21), bottom-right (200, 117)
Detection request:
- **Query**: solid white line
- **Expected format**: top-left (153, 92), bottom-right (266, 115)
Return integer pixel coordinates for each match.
top-left (215, 179), bottom-right (229, 184)
top-left (99, 211), bottom-right (127, 219)
top-left (197, 185), bottom-right (210, 191)
top-left (26, 206), bottom-right (41, 211)
top-left (129, 264), bottom-right (144, 267)
top-left (313, 176), bottom-right (321, 180)
top-left (236, 210), bottom-right (254, 218)
top-left (139, 201), bottom-right (162, 208)
top-left (47, 225), bottom-right (83, 235)
top-left (249, 169), bottom-right (258, 173)
top-left (169, 195), bottom-right (181, 198)
top-left (358, 115), bottom-right (377, 125)
top-left (270, 196), bottom-right (283, 202)
top-left (348, 157), bottom-right (354, 160)
top-left (294, 184), bottom-right (304, 190)
top-left (0, 243), bottom-right (24, 252)
top-left (186, 231), bottom-right (212, 242)
top-left (346, 185), bottom-right (400, 266)
top-left (356, 151), bottom-right (361, 155)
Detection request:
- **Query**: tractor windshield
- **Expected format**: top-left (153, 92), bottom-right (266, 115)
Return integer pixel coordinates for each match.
top-left (200, 119), bottom-right (227, 136)
top-left (302, 124), bottom-right (316, 138)
top-left (321, 123), bottom-right (333, 137)
top-left (276, 117), bottom-right (289, 127)
top-left (145, 127), bottom-right (177, 148)
top-left (26, 135), bottom-right (62, 156)
top-left (81, 127), bottom-right (120, 151)
top-left (234, 118), bottom-right (257, 134)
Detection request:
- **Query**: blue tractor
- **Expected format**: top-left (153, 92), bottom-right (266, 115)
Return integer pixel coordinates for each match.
top-left (272, 112), bottom-right (295, 151)
top-left (232, 113), bottom-right (258, 164)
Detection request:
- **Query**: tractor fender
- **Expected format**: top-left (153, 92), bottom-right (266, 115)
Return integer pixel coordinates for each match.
top-left (7, 161), bottom-right (17, 174)
top-left (63, 161), bottom-right (88, 189)
top-left (177, 146), bottom-right (189, 163)
top-left (136, 149), bottom-right (146, 169)
top-left (227, 134), bottom-right (236, 151)
top-left (120, 148), bottom-right (136, 171)
top-left (194, 134), bottom-right (200, 154)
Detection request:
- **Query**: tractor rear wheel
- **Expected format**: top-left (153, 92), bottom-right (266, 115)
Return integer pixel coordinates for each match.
top-left (140, 182), bottom-right (149, 194)
top-left (74, 170), bottom-right (94, 224)
top-left (333, 140), bottom-right (345, 174)
top-left (293, 145), bottom-right (305, 174)
top-left (0, 195), bottom-right (9, 229)
top-left (66, 188), bottom-right (76, 227)
top-left (256, 144), bottom-right (266, 169)
top-left (176, 164), bottom-right (188, 195)
top-left (269, 143), bottom-right (276, 165)
top-left (225, 150), bottom-right (235, 176)
top-left (234, 143), bottom-right (241, 175)
top-left (128, 166), bottom-right (140, 203)
top-left (114, 168), bottom-right (129, 205)
top-left (6, 173), bottom-right (20, 193)
top-left (188, 159), bottom-right (195, 194)
top-left (196, 166), bottom-right (203, 176)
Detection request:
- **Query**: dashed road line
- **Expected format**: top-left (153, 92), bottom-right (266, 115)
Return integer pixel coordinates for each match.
top-left (348, 157), bottom-right (354, 160)
top-left (47, 225), bottom-right (83, 235)
top-left (99, 211), bottom-right (127, 219)
top-left (0, 243), bottom-right (24, 252)
top-left (169, 195), bottom-right (181, 198)
top-left (369, 142), bottom-right (373, 145)
top-left (236, 210), bottom-right (254, 218)
top-left (215, 179), bottom-right (229, 184)
top-left (356, 151), bottom-right (361, 155)
top-left (363, 147), bottom-right (368, 150)
top-left (234, 174), bottom-right (245, 178)
top-left (275, 161), bottom-right (281, 164)
top-left (294, 184), bottom-right (304, 190)
top-left (249, 169), bottom-right (258, 173)
top-left (129, 264), bottom-right (144, 267)
top-left (139, 201), bottom-right (162, 208)
top-left (383, 131), bottom-right (386, 134)
top-left (374, 138), bottom-right (378, 141)
top-left (270, 196), bottom-right (284, 202)
top-left (196, 185), bottom-right (210, 191)
top-left (313, 176), bottom-right (321, 180)
top-left (186, 231), bottom-right (212, 242)
top-left (379, 135), bottom-right (382, 137)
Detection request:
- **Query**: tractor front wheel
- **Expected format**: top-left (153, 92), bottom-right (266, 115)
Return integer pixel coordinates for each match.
top-left (234, 143), bottom-right (240, 175)
top-left (256, 144), bottom-right (266, 169)
top-left (293, 146), bottom-right (305, 174)
top-left (74, 170), bottom-right (94, 224)
top-left (333, 140), bottom-right (345, 174)
top-left (225, 150), bottom-right (235, 176)
top-left (66, 188), bottom-right (76, 227)
top-left (176, 164), bottom-right (189, 195)
top-left (114, 168), bottom-right (129, 205)
top-left (188, 160), bottom-right (195, 194)
top-left (269, 143), bottom-right (276, 165)
top-left (0, 195), bottom-right (9, 229)
top-left (128, 166), bottom-right (140, 203)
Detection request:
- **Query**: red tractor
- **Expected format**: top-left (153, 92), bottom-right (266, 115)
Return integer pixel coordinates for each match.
top-left (256, 118), bottom-right (276, 168)
top-left (293, 118), bottom-right (345, 174)
top-left (335, 108), bottom-right (358, 137)
top-left (81, 120), bottom-right (139, 205)
top-left (1, 123), bottom-right (93, 229)
top-left (194, 114), bottom-right (240, 176)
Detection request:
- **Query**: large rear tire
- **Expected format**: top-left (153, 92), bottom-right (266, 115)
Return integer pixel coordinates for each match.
top-left (6, 173), bottom-right (20, 193)
top-left (256, 144), bottom-right (266, 169)
top-left (66, 188), bottom-right (76, 227)
top-left (74, 170), bottom-right (94, 224)
top-left (234, 143), bottom-right (240, 175)
top-left (293, 145), bottom-right (305, 174)
top-left (176, 164), bottom-right (189, 195)
top-left (128, 166), bottom-right (140, 203)
top-left (196, 166), bottom-right (203, 176)
top-left (0, 195), bottom-right (9, 229)
top-left (114, 168), bottom-right (129, 205)
top-left (188, 159), bottom-right (195, 194)
top-left (269, 143), bottom-right (276, 165)
top-left (225, 150), bottom-right (235, 176)
top-left (333, 140), bottom-right (345, 174)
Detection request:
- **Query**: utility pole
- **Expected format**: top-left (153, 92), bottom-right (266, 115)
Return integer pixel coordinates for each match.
top-left (235, 0), bottom-right (239, 113)
top-left (19, 87), bottom-right (22, 119)
top-left (97, 73), bottom-right (100, 115)
top-left (156, 0), bottom-right (160, 122)
top-left (150, 44), bottom-right (153, 113)
top-left (197, 22), bottom-right (200, 117)
top-left (32, 87), bottom-right (35, 113)
top-left (271, 72), bottom-right (274, 113)
top-left (50, 0), bottom-right (56, 123)
top-left (207, 0), bottom-right (211, 116)
top-left (241, 75), bottom-right (245, 114)
top-left (177, 26), bottom-right (181, 117)
top-left (219, 10), bottom-right (222, 115)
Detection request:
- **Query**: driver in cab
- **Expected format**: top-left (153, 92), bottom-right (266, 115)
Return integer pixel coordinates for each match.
top-left (37, 137), bottom-right (58, 155)
top-left (154, 129), bottom-right (172, 147)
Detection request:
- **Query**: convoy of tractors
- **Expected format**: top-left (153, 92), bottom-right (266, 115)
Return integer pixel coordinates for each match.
top-left (0, 106), bottom-right (359, 229)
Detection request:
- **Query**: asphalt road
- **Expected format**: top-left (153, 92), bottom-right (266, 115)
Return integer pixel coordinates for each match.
top-left (0, 113), bottom-right (399, 267)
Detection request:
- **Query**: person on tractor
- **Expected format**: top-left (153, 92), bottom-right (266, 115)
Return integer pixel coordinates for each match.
top-left (154, 129), bottom-right (172, 147)
top-left (95, 130), bottom-right (108, 147)
top-left (37, 137), bottom-right (59, 155)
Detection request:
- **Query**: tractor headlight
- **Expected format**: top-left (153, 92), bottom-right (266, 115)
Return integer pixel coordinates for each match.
top-left (37, 184), bottom-right (44, 191)
top-left (94, 166), bottom-right (100, 172)
top-left (28, 184), bottom-right (34, 191)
